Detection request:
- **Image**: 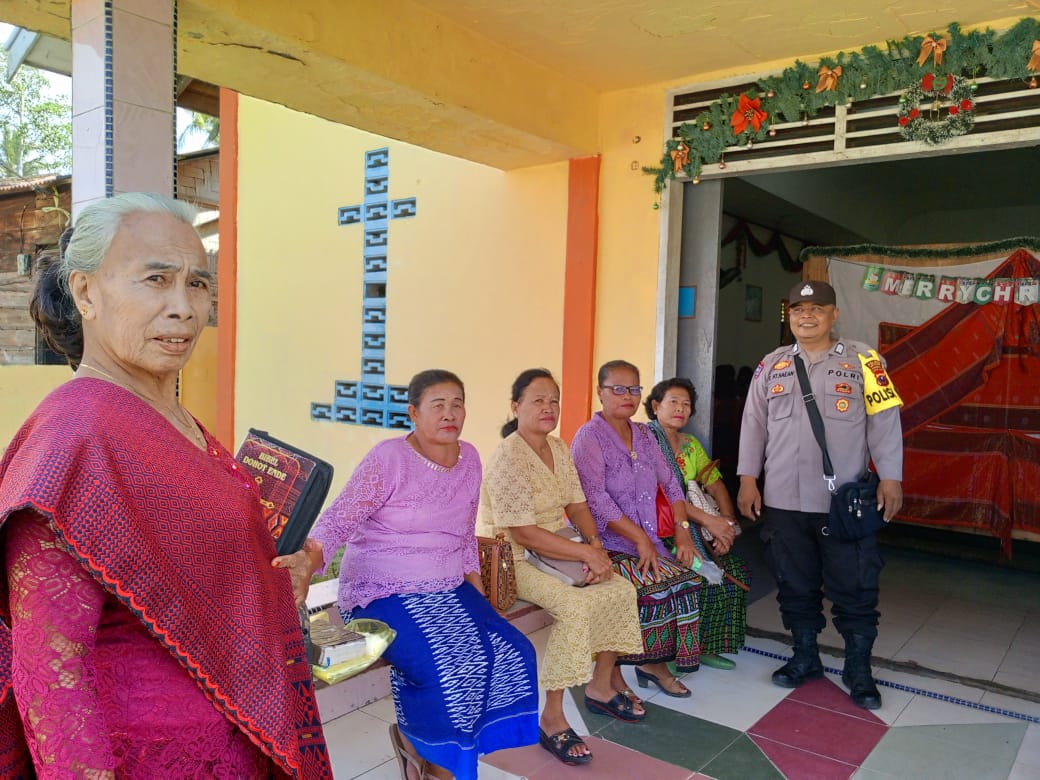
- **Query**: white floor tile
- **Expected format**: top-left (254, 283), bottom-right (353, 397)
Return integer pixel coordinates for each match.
top-left (324, 710), bottom-right (398, 779)
top-left (875, 668), bottom-right (987, 704)
top-left (892, 693), bottom-right (1020, 727)
top-left (1008, 723), bottom-right (1040, 775)
top-left (979, 692), bottom-right (1040, 721)
top-left (359, 695), bottom-right (397, 724)
top-left (353, 758), bottom-right (404, 780)
top-left (892, 633), bottom-right (1004, 681)
top-left (651, 651), bottom-right (792, 731)
top-left (995, 670), bottom-right (1040, 695)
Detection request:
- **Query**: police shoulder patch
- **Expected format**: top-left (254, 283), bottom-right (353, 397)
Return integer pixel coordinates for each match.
top-left (752, 361), bottom-right (765, 380)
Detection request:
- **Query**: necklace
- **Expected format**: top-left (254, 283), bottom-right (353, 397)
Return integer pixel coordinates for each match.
top-left (408, 434), bottom-right (461, 472)
top-left (78, 362), bottom-right (207, 449)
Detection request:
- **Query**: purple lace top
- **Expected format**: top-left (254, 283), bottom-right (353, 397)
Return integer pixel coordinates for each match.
top-left (310, 436), bottom-right (482, 610)
top-left (571, 413), bottom-right (685, 557)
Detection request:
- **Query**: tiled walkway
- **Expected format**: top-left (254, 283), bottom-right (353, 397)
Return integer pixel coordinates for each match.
top-left (326, 539), bottom-right (1040, 779)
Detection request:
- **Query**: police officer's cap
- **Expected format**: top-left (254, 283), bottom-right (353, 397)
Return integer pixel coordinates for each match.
top-left (788, 280), bottom-right (836, 306)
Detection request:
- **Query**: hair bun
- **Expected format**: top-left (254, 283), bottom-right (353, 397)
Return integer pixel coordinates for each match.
top-left (29, 251), bottom-right (81, 365)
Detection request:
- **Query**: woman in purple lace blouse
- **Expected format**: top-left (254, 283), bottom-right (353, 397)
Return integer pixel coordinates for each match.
top-left (302, 370), bottom-right (538, 780)
top-left (571, 360), bottom-right (705, 698)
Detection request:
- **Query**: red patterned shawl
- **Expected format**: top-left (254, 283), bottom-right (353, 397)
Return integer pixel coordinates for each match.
top-left (0, 379), bottom-right (331, 779)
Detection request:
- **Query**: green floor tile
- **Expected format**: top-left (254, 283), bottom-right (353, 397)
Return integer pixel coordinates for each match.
top-left (701, 733), bottom-right (785, 780)
top-left (860, 722), bottom-right (1027, 780)
top-left (571, 686), bottom-right (743, 770)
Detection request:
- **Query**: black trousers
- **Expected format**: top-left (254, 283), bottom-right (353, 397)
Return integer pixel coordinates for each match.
top-left (761, 507), bottom-right (883, 639)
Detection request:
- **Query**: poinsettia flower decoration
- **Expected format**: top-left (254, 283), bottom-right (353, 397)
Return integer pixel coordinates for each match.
top-left (731, 93), bottom-right (768, 136)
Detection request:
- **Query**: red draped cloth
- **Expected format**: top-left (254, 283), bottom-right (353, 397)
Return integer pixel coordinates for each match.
top-left (883, 249), bottom-right (1040, 555)
top-left (0, 379), bottom-right (331, 778)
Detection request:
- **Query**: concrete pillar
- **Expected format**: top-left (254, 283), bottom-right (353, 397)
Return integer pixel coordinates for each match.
top-left (677, 179), bottom-right (724, 449)
top-left (71, 0), bottom-right (175, 217)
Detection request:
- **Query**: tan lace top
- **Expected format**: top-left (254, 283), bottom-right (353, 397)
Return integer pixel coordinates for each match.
top-left (478, 433), bottom-right (587, 562)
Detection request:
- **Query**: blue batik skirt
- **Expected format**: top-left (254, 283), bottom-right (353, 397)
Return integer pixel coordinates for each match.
top-left (348, 581), bottom-right (538, 780)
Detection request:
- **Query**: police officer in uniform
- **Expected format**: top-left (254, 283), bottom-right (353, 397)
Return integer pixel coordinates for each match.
top-left (736, 280), bottom-right (903, 710)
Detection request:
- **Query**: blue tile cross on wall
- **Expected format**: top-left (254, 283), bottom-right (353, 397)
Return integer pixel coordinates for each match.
top-left (311, 148), bottom-right (418, 429)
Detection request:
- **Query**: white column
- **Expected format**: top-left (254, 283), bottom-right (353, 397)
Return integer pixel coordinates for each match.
top-left (71, 0), bottom-right (175, 218)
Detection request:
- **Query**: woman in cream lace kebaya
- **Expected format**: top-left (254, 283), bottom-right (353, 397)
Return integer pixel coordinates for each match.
top-left (479, 369), bottom-right (644, 768)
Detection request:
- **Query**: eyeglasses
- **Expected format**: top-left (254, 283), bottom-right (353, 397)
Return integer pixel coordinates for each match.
top-left (600, 384), bottom-right (643, 396)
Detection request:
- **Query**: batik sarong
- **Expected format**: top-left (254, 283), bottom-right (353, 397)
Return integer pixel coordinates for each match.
top-left (607, 551), bottom-right (701, 671)
top-left (649, 421), bottom-right (750, 655)
top-left (350, 582), bottom-right (538, 780)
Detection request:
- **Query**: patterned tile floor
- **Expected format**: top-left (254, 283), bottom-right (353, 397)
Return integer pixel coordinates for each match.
top-left (330, 634), bottom-right (1040, 779)
top-left (328, 541), bottom-right (1040, 779)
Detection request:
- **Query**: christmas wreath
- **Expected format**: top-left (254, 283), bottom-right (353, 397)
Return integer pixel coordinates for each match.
top-left (897, 73), bottom-right (975, 145)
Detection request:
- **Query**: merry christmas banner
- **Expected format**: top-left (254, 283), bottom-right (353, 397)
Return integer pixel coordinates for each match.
top-left (827, 255), bottom-right (1006, 346)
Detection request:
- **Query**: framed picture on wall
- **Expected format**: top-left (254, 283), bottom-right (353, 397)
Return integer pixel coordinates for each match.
top-left (744, 284), bottom-right (763, 322)
top-left (678, 286), bottom-right (696, 319)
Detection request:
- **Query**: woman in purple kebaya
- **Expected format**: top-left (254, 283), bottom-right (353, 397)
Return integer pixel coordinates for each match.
top-left (297, 370), bottom-right (538, 780)
top-left (572, 360), bottom-right (708, 699)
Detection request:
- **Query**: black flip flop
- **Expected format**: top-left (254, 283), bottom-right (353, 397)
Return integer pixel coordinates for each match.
top-left (584, 692), bottom-right (647, 722)
top-left (539, 727), bottom-right (593, 765)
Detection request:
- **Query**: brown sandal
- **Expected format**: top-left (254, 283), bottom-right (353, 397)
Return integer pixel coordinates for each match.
top-left (389, 723), bottom-right (433, 780)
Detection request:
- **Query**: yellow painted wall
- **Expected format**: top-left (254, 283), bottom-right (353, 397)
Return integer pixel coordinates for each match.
top-left (181, 325), bottom-right (219, 434)
top-left (234, 97), bottom-right (568, 494)
top-left (0, 366), bottom-right (71, 452)
top-left (594, 85), bottom-right (672, 417)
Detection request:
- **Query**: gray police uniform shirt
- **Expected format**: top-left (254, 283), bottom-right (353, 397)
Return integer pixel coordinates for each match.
top-left (737, 339), bottom-right (903, 514)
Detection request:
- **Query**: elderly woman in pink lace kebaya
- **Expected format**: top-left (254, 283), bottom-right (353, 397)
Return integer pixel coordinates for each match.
top-left (298, 369), bottom-right (538, 780)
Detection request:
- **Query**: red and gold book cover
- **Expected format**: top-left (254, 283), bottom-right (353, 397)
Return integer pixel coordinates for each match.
top-left (235, 430), bottom-right (333, 553)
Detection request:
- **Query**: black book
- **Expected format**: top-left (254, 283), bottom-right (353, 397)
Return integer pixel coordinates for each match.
top-left (235, 429), bottom-right (334, 555)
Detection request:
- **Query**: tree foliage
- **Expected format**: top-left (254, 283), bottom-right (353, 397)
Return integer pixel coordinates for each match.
top-left (177, 111), bottom-right (219, 152)
top-left (0, 50), bottom-right (71, 178)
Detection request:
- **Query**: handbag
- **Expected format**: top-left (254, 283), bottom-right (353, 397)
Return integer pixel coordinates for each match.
top-left (686, 481), bottom-right (720, 543)
top-left (526, 527), bottom-right (590, 587)
top-left (828, 471), bottom-right (884, 541)
top-left (655, 484), bottom-right (675, 537)
top-left (793, 355), bottom-right (886, 541)
top-left (477, 533), bottom-right (518, 611)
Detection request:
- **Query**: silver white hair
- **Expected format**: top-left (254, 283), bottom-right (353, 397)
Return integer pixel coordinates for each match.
top-left (60, 192), bottom-right (198, 289)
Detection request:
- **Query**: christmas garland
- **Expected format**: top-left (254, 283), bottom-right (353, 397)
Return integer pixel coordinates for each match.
top-left (798, 236), bottom-right (1040, 263)
top-left (647, 17), bottom-right (1040, 194)
top-left (898, 73), bottom-right (975, 144)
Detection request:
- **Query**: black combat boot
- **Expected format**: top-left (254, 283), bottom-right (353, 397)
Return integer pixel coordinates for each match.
top-left (771, 628), bottom-right (824, 688)
top-left (842, 633), bottom-right (882, 710)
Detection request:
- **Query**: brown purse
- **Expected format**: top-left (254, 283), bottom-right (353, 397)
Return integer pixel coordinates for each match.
top-left (477, 533), bottom-right (518, 612)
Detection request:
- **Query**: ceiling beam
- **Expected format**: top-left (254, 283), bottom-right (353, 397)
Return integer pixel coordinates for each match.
top-left (2, 0), bottom-right (599, 169)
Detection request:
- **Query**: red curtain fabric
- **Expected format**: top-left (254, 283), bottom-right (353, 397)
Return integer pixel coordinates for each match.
top-left (881, 249), bottom-right (1040, 556)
